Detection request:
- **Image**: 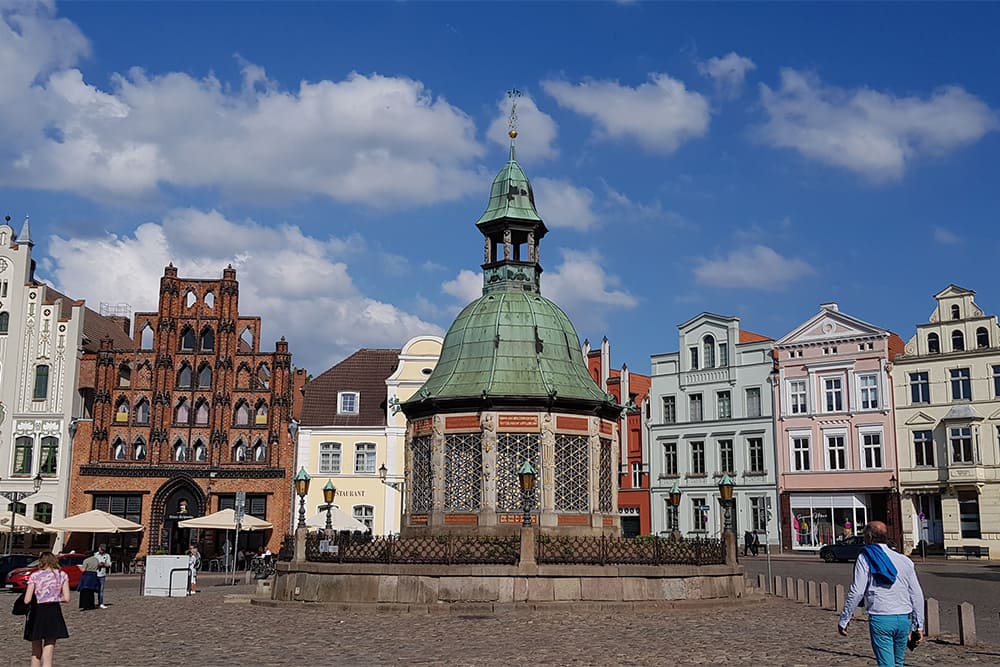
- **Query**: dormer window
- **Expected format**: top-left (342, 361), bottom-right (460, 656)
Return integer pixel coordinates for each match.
top-left (338, 391), bottom-right (359, 415)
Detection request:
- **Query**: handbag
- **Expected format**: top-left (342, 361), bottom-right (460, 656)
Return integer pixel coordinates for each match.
top-left (12, 592), bottom-right (30, 616)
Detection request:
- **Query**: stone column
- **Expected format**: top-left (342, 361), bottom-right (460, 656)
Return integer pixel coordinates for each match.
top-left (480, 412), bottom-right (498, 527)
top-left (430, 415), bottom-right (446, 527)
top-left (539, 412), bottom-right (556, 526)
top-left (589, 417), bottom-right (601, 528)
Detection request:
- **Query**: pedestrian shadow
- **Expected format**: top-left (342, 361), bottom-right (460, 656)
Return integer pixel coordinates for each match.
top-left (930, 570), bottom-right (1000, 583)
top-left (806, 646), bottom-right (871, 660)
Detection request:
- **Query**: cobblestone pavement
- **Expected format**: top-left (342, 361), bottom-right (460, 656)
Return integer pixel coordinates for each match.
top-left (3, 574), bottom-right (999, 667)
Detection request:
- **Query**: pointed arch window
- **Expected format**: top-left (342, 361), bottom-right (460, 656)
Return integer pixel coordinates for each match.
top-left (197, 363), bottom-right (212, 388)
top-left (118, 363), bottom-right (131, 387)
top-left (175, 398), bottom-right (190, 424)
top-left (952, 330), bottom-right (965, 352)
top-left (173, 439), bottom-right (188, 462)
top-left (177, 363), bottom-right (193, 389)
top-left (115, 397), bottom-right (130, 423)
top-left (0, 311), bottom-right (8, 335)
top-left (113, 437), bottom-right (127, 461)
top-left (193, 439), bottom-right (207, 462)
top-left (253, 439), bottom-right (266, 462)
top-left (235, 363), bottom-right (251, 389)
top-left (133, 437), bottom-right (147, 461)
top-left (702, 335), bottom-right (716, 369)
top-left (135, 398), bottom-right (150, 425)
top-left (255, 363), bottom-right (270, 390)
top-left (928, 333), bottom-right (940, 354)
top-left (239, 326), bottom-right (254, 352)
top-left (977, 327), bottom-right (990, 349)
top-left (234, 401), bottom-right (250, 427)
top-left (194, 399), bottom-right (210, 425)
top-left (180, 327), bottom-right (196, 351)
top-left (185, 289), bottom-right (196, 308)
top-left (39, 437), bottom-right (58, 475)
top-left (33, 365), bottom-right (49, 400)
top-left (140, 323), bottom-right (154, 350)
top-left (200, 327), bottom-right (215, 352)
top-left (233, 439), bottom-right (248, 463)
top-left (204, 291), bottom-right (215, 309)
top-left (255, 401), bottom-right (269, 425)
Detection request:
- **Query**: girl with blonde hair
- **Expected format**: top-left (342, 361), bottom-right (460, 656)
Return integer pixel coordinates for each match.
top-left (23, 552), bottom-right (70, 667)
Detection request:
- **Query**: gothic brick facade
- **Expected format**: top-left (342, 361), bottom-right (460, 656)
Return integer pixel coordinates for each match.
top-left (66, 264), bottom-right (305, 560)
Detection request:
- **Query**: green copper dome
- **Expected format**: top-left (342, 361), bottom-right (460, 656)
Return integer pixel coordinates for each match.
top-left (403, 137), bottom-right (617, 418)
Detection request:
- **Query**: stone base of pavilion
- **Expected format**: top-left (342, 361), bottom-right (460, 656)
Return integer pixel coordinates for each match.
top-left (271, 562), bottom-right (747, 605)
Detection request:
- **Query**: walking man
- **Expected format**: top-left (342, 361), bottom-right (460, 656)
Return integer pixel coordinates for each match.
top-left (838, 521), bottom-right (924, 667)
top-left (94, 543), bottom-right (112, 608)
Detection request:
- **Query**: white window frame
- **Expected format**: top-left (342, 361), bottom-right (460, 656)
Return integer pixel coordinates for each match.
top-left (912, 430), bottom-right (934, 467)
top-left (631, 462), bottom-right (642, 488)
top-left (950, 368), bottom-right (972, 402)
top-left (717, 391), bottom-right (732, 420)
top-left (790, 434), bottom-right (811, 472)
top-left (822, 376), bottom-right (843, 413)
top-left (950, 426), bottom-right (975, 464)
top-left (354, 442), bottom-right (376, 474)
top-left (858, 374), bottom-right (879, 410)
top-left (860, 429), bottom-right (884, 469)
top-left (789, 380), bottom-right (807, 415)
top-left (662, 396), bottom-right (676, 423)
top-left (319, 442), bottom-right (341, 474)
top-left (745, 387), bottom-right (761, 418)
top-left (909, 371), bottom-right (930, 404)
top-left (353, 504), bottom-right (375, 531)
top-left (690, 441), bottom-right (706, 475)
top-left (747, 437), bottom-right (765, 473)
top-left (662, 441), bottom-right (678, 476)
top-left (338, 391), bottom-right (360, 415)
top-left (718, 439), bottom-right (734, 474)
top-left (824, 431), bottom-right (848, 471)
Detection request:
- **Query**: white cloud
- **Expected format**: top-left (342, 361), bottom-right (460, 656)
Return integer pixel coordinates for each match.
top-left (440, 248), bottom-right (637, 331)
top-left (933, 227), bottom-right (962, 245)
top-left (0, 4), bottom-right (485, 206)
top-left (758, 69), bottom-right (997, 182)
top-left (542, 73), bottom-right (710, 153)
top-left (698, 52), bottom-right (756, 99)
top-left (694, 245), bottom-right (814, 290)
top-left (46, 209), bottom-right (442, 372)
top-left (533, 177), bottom-right (600, 231)
top-left (487, 93), bottom-right (558, 162)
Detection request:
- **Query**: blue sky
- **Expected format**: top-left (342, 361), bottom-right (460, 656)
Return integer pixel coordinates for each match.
top-left (2, 1), bottom-right (999, 374)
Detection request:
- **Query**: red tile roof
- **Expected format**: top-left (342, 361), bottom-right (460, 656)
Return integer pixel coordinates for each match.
top-left (300, 348), bottom-right (400, 427)
top-left (738, 329), bottom-right (773, 344)
top-left (43, 285), bottom-right (133, 352)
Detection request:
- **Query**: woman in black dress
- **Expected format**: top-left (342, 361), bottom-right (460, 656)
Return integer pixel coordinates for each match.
top-left (23, 552), bottom-right (70, 667)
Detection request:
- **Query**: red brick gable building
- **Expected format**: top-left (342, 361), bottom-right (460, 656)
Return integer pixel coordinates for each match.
top-left (66, 264), bottom-right (305, 560)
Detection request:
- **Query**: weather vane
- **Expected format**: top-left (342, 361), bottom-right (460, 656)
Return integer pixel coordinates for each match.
top-left (507, 88), bottom-right (521, 138)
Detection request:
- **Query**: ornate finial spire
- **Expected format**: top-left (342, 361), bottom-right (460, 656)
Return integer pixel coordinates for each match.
top-left (506, 88), bottom-right (521, 160)
top-left (19, 215), bottom-right (33, 247)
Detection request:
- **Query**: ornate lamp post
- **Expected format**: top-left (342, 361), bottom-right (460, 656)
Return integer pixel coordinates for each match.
top-left (1, 473), bottom-right (43, 556)
top-left (668, 481), bottom-right (682, 540)
top-left (293, 467), bottom-right (311, 530)
top-left (322, 480), bottom-right (337, 533)
top-left (517, 461), bottom-right (536, 527)
top-left (717, 473), bottom-right (737, 564)
top-left (888, 473), bottom-right (902, 550)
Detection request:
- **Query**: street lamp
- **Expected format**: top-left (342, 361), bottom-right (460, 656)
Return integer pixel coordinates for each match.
top-left (378, 463), bottom-right (404, 491)
top-left (322, 480), bottom-right (336, 532)
top-left (517, 461), bottom-right (536, 528)
top-left (668, 481), bottom-right (682, 540)
top-left (718, 473), bottom-right (736, 532)
top-left (293, 467), bottom-right (311, 530)
top-left (1, 473), bottom-right (43, 556)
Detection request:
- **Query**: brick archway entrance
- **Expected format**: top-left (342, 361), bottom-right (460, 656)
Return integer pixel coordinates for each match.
top-left (151, 477), bottom-right (206, 554)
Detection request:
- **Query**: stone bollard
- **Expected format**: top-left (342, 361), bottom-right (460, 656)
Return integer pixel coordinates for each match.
top-left (958, 602), bottom-right (976, 645)
top-left (796, 578), bottom-right (807, 603)
top-left (925, 598), bottom-right (940, 637)
top-left (835, 584), bottom-right (846, 613)
top-left (757, 573), bottom-right (766, 593)
top-left (786, 576), bottom-right (795, 600)
top-left (820, 582), bottom-right (832, 610)
top-left (807, 580), bottom-right (818, 607)
top-left (774, 576), bottom-right (783, 597)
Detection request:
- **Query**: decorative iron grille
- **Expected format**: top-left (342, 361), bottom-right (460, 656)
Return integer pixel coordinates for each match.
top-left (599, 437), bottom-right (613, 513)
top-left (537, 535), bottom-right (725, 566)
top-left (410, 435), bottom-right (432, 513)
top-left (496, 433), bottom-right (539, 512)
top-left (305, 533), bottom-right (519, 565)
top-left (444, 433), bottom-right (482, 511)
top-left (554, 434), bottom-right (589, 512)
top-left (278, 534), bottom-right (294, 561)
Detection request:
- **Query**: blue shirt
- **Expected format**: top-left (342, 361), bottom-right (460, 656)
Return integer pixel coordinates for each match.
top-left (839, 543), bottom-right (925, 629)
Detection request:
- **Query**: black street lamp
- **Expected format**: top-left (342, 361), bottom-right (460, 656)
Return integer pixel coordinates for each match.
top-left (322, 480), bottom-right (336, 533)
top-left (293, 467), bottom-right (311, 530)
top-left (517, 461), bottom-right (536, 528)
top-left (1, 473), bottom-right (43, 556)
top-left (668, 481), bottom-right (682, 540)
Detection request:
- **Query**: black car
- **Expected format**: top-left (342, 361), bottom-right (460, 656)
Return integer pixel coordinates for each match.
top-left (819, 535), bottom-right (867, 562)
top-left (0, 554), bottom-right (36, 585)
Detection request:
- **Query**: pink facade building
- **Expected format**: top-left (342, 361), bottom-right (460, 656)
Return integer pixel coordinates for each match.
top-left (773, 303), bottom-right (906, 552)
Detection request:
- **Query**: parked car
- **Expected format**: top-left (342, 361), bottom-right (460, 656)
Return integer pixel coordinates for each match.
top-left (819, 535), bottom-right (867, 562)
top-left (0, 554), bottom-right (36, 587)
top-left (4, 553), bottom-right (87, 591)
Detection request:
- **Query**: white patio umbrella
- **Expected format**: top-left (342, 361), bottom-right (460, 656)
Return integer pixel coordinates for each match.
top-left (177, 508), bottom-right (272, 531)
top-left (0, 514), bottom-right (57, 533)
top-left (306, 508), bottom-right (368, 532)
top-left (47, 509), bottom-right (144, 533)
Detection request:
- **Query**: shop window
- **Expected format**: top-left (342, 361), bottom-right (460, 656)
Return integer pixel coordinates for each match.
top-left (93, 494), bottom-right (142, 525)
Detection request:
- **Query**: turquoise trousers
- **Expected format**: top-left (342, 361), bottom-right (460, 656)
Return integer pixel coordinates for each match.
top-left (868, 613), bottom-right (912, 667)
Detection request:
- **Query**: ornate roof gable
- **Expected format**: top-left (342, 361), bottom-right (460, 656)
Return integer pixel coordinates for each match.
top-left (778, 305), bottom-right (888, 347)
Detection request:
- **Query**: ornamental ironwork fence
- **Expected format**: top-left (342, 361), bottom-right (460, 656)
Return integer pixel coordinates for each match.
top-left (305, 533), bottom-right (520, 565)
top-left (536, 535), bottom-right (725, 566)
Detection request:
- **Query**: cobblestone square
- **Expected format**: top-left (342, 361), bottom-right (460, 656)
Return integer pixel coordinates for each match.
top-left (3, 574), bottom-right (998, 666)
